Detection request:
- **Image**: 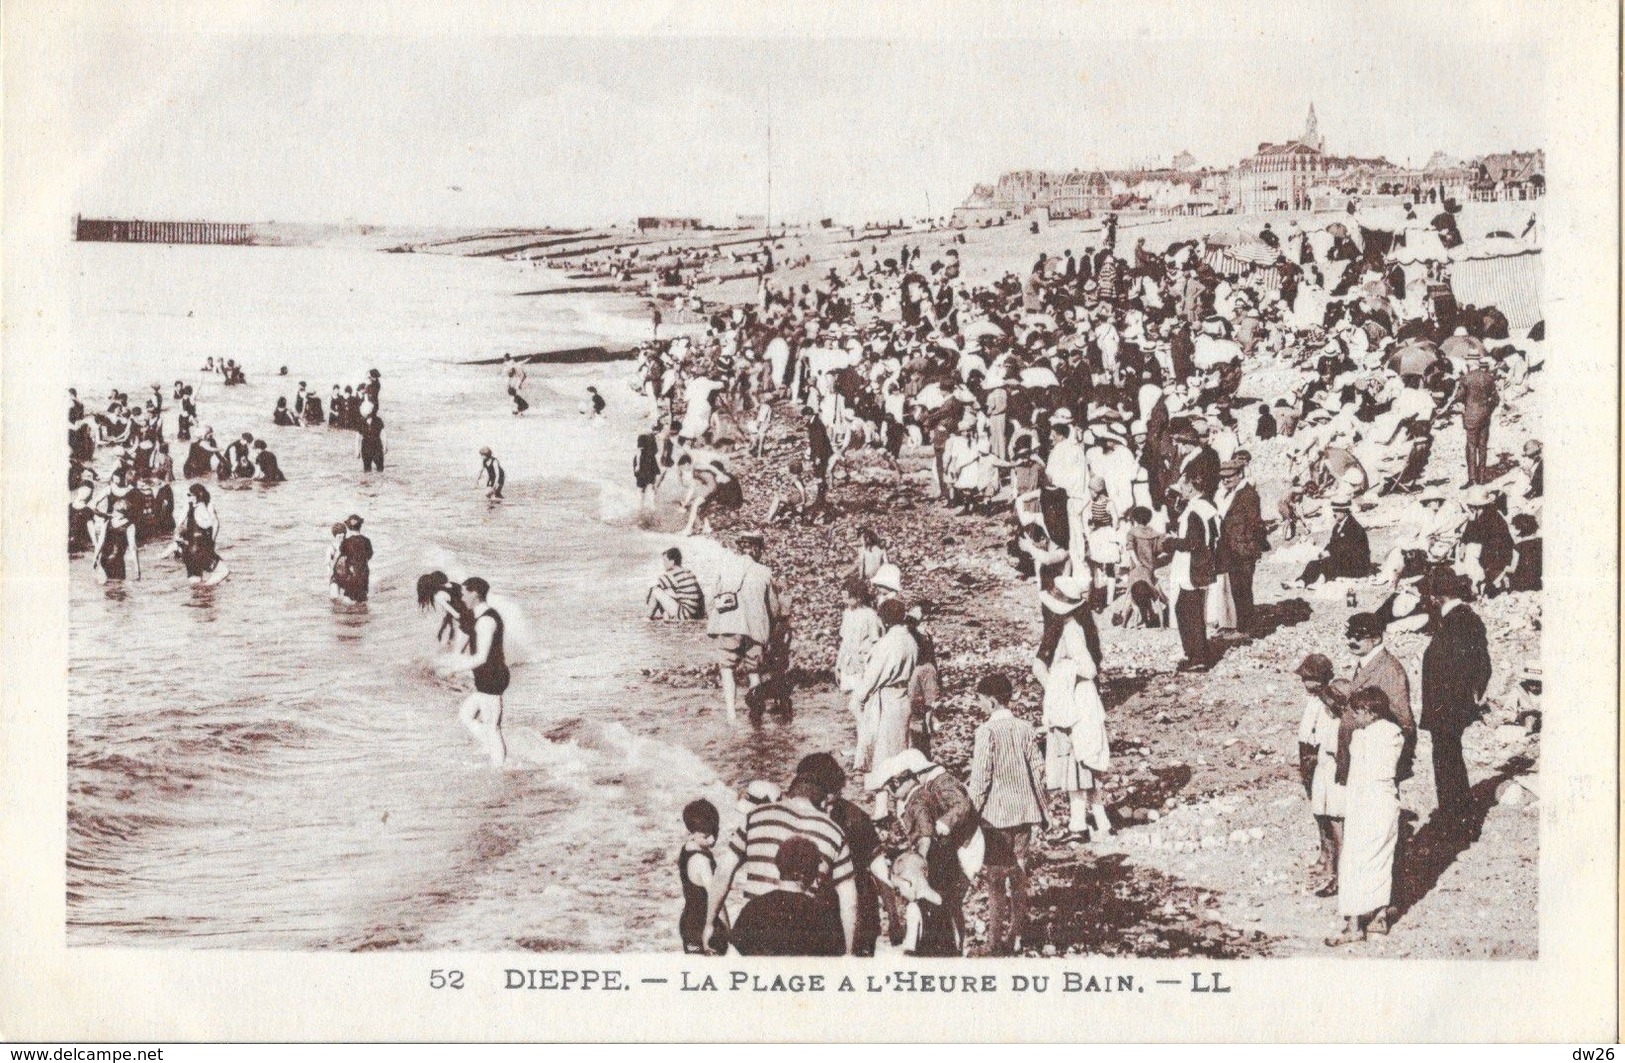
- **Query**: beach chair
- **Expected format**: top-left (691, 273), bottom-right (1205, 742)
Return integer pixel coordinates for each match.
top-left (1379, 434), bottom-right (1434, 496)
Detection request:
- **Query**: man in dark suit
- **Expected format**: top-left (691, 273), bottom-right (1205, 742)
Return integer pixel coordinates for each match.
top-left (1420, 573), bottom-right (1492, 839)
top-left (1216, 454), bottom-right (1267, 633)
top-left (1449, 356), bottom-right (1500, 485)
top-left (804, 406), bottom-right (834, 502)
top-left (1166, 463), bottom-right (1221, 672)
top-left (1292, 500), bottom-right (1370, 586)
top-left (1346, 612), bottom-right (1416, 779)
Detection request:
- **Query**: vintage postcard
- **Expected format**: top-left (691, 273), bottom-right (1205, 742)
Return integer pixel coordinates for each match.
top-left (1, 0), bottom-right (1617, 1043)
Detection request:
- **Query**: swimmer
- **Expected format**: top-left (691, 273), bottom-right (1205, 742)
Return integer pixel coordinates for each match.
top-left (504, 356), bottom-right (529, 416)
top-left (477, 447), bottom-right (506, 500)
top-left (328, 514), bottom-right (372, 604)
top-left (252, 439), bottom-right (287, 483)
top-left (586, 386), bottom-right (607, 420)
top-left (91, 500), bottom-right (141, 583)
top-left (437, 576), bottom-right (509, 767)
top-left (633, 423), bottom-right (663, 508)
top-left (174, 483), bottom-right (228, 585)
top-left (356, 411), bottom-right (386, 472)
top-left (417, 570), bottom-right (472, 649)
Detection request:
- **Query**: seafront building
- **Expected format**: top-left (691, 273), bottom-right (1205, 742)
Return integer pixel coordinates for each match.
top-left (954, 104), bottom-right (1544, 224)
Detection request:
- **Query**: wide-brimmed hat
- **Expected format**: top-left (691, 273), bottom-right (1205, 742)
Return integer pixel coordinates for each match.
top-left (865, 748), bottom-right (932, 792)
top-left (1463, 485), bottom-right (1495, 507)
top-left (1041, 574), bottom-right (1090, 614)
top-left (1219, 457), bottom-right (1246, 475)
top-left (871, 563), bottom-right (902, 593)
top-left (1419, 489), bottom-right (1446, 506)
top-left (1049, 408), bottom-right (1075, 427)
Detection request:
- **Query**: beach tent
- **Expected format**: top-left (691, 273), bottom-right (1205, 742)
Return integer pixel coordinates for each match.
top-left (1201, 230), bottom-right (1281, 275)
top-left (1446, 238), bottom-right (1543, 331)
top-left (1019, 366), bottom-right (1060, 388)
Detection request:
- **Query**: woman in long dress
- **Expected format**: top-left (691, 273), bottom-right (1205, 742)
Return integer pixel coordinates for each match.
top-left (1329, 686), bottom-right (1405, 945)
top-left (835, 578), bottom-right (884, 695)
top-left (1033, 575), bottom-right (1112, 841)
top-left (848, 598), bottom-right (918, 815)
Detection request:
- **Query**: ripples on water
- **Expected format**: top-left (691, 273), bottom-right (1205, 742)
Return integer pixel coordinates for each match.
top-left (66, 244), bottom-right (851, 952)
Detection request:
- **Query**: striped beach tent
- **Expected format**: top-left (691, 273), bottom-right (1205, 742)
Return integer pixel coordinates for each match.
top-left (1201, 230), bottom-right (1282, 277)
top-left (1446, 237), bottom-right (1543, 331)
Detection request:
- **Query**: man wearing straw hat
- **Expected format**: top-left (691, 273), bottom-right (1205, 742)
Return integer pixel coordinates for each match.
top-left (1215, 452), bottom-right (1266, 634)
top-left (1288, 499), bottom-right (1370, 588)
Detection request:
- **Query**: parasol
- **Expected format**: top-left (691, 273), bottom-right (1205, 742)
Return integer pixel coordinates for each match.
top-left (1387, 340), bottom-right (1441, 376)
top-left (1322, 446), bottom-right (1369, 490)
top-left (962, 320), bottom-right (1007, 346)
top-left (1440, 333), bottom-right (1488, 362)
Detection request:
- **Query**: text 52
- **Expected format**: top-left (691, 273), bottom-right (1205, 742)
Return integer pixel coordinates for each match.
top-left (430, 969), bottom-right (465, 989)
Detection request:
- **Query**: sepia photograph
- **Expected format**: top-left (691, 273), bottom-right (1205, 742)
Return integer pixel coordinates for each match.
top-left (3, 0), bottom-right (1618, 1044)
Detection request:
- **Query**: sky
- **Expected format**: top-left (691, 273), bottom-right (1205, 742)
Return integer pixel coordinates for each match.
top-left (65, 15), bottom-right (1547, 228)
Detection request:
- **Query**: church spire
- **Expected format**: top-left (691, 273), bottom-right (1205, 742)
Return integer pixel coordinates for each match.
top-left (1303, 102), bottom-right (1322, 151)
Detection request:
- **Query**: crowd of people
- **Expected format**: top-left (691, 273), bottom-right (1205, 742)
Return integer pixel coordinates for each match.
top-left (69, 362), bottom-right (403, 588)
top-left (70, 351), bottom-right (530, 769)
top-left (635, 208), bottom-right (1542, 956)
top-left (69, 202), bottom-right (1542, 956)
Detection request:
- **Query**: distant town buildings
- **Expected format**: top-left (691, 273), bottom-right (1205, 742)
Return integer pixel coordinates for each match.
top-left (636, 216), bottom-right (701, 232)
top-left (954, 103), bottom-right (1545, 224)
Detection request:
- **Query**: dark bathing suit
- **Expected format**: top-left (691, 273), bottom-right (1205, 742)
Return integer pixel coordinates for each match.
top-left (177, 503), bottom-right (220, 577)
top-left (334, 533), bottom-right (373, 602)
top-left (97, 521), bottom-right (130, 580)
top-left (471, 608), bottom-right (510, 696)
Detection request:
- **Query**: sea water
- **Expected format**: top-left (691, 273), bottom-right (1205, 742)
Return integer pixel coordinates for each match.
top-left (66, 242), bottom-right (839, 951)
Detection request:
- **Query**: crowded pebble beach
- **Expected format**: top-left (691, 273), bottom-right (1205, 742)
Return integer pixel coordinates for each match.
top-left (616, 200), bottom-right (1543, 958)
top-left (67, 198), bottom-right (1542, 959)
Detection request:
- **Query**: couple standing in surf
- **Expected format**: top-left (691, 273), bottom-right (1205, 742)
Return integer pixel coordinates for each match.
top-left (420, 571), bottom-right (511, 768)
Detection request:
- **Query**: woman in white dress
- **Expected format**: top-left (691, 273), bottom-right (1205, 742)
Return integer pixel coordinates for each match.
top-left (848, 598), bottom-right (918, 816)
top-left (1329, 686), bottom-right (1405, 945)
top-left (1032, 576), bottom-right (1112, 842)
top-left (835, 578), bottom-right (884, 695)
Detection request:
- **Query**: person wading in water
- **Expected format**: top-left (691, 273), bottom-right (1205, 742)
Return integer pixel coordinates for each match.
top-left (441, 576), bottom-right (509, 767)
top-left (478, 447), bottom-right (505, 501)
